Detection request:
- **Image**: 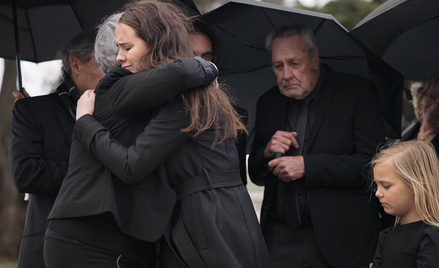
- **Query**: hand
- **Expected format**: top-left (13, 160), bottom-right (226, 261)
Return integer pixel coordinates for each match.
top-left (264, 131), bottom-right (299, 159)
top-left (268, 156), bottom-right (305, 182)
top-left (76, 89), bottom-right (95, 120)
top-left (12, 88), bottom-right (29, 101)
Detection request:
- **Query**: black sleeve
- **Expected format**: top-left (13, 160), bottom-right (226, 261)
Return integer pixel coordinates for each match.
top-left (417, 226), bottom-right (439, 267)
top-left (9, 100), bottom-right (68, 195)
top-left (75, 98), bottom-right (191, 184)
top-left (108, 57), bottom-right (217, 115)
top-left (372, 228), bottom-right (391, 268)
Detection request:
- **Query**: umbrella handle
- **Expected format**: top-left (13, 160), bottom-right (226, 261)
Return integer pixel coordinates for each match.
top-left (13, 0), bottom-right (24, 93)
top-left (274, 152), bottom-right (283, 159)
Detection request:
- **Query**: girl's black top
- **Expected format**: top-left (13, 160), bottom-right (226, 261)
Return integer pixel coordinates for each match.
top-left (372, 220), bottom-right (439, 268)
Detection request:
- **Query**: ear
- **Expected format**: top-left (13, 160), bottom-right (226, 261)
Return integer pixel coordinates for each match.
top-left (70, 57), bottom-right (81, 75)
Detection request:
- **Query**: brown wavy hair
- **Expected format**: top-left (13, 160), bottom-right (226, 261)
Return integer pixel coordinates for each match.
top-left (119, 0), bottom-right (245, 146)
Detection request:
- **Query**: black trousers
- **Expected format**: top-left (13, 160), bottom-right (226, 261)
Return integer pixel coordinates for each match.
top-left (265, 218), bottom-right (370, 268)
top-left (44, 228), bottom-right (147, 268)
top-left (265, 218), bottom-right (332, 268)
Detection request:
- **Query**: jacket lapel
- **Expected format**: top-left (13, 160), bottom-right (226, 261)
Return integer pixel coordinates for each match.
top-left (305, 68), bottom-right (337, 154)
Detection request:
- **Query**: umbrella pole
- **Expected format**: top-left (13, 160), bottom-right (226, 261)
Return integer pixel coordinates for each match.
top-left (13, 0), bottom-right (24, 93)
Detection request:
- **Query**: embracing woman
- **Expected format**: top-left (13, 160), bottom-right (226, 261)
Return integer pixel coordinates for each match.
top-left (46, 1), bottom-right (271, 268)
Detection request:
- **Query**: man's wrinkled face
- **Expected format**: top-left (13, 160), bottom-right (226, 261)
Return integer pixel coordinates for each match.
top-left (271, 35), bottom-right (319, 100)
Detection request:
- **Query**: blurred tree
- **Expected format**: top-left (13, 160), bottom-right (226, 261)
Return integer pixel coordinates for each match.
top-left (296, 0), bottom-right (383, 30)
top-left (195, 0), bottom-right (286, 13)
top-left (0, 59), bottom-right (27, 259)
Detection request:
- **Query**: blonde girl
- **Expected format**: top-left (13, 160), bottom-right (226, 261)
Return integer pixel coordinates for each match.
top-left (371, 140), bottom-right (439, 268)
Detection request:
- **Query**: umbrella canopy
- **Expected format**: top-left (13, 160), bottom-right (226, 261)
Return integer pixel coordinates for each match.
top-left (0, 0), bottom-right (200, 63)
top-left (200, 0), bottom-right (404, 143)
top-left (0, 0), bottom-right (200, 91)
top-left (350, 0), bottom-right (439, 82)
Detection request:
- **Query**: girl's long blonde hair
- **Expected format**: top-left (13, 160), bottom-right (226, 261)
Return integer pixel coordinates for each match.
top-left (371, 140), bottom-right (439, 227)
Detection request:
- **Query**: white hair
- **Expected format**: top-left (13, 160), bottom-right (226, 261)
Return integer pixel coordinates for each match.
top-left (95, 13), bottom-right (123, 74)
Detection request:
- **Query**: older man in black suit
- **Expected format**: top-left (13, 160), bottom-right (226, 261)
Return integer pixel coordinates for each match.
top-left (9, 31), bottom-right (104, 268)
top-left (248, 23), bottom-right (385, 268)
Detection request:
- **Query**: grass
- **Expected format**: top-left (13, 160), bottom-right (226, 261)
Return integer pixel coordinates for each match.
top-left (0, 257), bottom-right (17, 268)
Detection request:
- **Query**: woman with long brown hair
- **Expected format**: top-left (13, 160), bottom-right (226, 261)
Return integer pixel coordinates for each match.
top-left (44, 4), bottom-right (219, 268)
top-left (50, 0), bottom-right (271, 267)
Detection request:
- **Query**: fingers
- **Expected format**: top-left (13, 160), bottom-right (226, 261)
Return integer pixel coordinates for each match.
top-left (268, 156), bottom-right (305, 182)
top-left (13, 88), bottom-right (31, 102)
top-left (264, 131), bottom-right (299, 159)
top-left (76, 90), bottom-right (96, 120)
top-left (12, 90), bottom-right (25, 102)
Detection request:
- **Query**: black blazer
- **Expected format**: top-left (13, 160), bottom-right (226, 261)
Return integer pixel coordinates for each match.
top-left (248, 66), bottom-right (385, 268)
top-left (49, 58), bottom-right (214, 242)
top-left (9, 88), bottom-right (74, 268)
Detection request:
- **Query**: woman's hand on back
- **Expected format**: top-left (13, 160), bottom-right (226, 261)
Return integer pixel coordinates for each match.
top-left (76, 89), bottom-right (96, 120)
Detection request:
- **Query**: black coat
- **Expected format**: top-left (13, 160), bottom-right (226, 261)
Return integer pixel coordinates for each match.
top-left (9, 87), bottom-right (74, 268)
top-left (49, 58), bottom-right (213, 243)
top-left (70, 77), bottom-right (272, 266)
top-left (248, 66), bottom-right (385, 268)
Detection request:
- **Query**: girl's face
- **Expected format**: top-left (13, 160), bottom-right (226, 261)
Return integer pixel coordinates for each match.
top-left (116, 23), bottom-right (150, 73)
top-left (374, 163), bottom-right (421, 224)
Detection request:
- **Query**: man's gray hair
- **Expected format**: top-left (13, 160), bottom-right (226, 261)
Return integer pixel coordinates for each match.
top-left (95, 13), bottom-right (123, 74)
top-left (58, 31), bottom-right (96, 77)
top-left (266, 23), bottom-right (319, 65)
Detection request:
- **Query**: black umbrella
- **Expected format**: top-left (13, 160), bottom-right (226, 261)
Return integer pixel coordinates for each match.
top-left (0, 0), bottom-right (200, 91)
top-left (350, 0), bottom-right (439, 82)
top-left (200, 0), bottom-right (404, 145)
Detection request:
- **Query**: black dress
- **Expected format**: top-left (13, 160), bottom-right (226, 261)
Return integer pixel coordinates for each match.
top-left (372, 221), bottom-right (439, 268)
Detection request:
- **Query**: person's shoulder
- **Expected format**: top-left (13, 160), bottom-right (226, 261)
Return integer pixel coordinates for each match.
top-left (14, 92), bottom-right (59, 108)
top-left (12, 93), bottom-right (64, 120)
top-left (98, 67), bottom-right (133, 90)
top-left (419, 223), bottom-right (439, 256)
top-left (422, 223), bottom-right (439, 239)
top-left (255, 85), bottom-right (285, 110)
top-left (380, 226), bottom-right (393, 237)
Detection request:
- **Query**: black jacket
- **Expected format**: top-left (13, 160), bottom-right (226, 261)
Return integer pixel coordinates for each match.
top-left (248, 66), bottom-right (386, 268)
top-left (9, 83), bottom-right (75, 268)
top-left (49, 58), bottom-right (215, 243)
top-left (70, 76), bottom-right (271, 267)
